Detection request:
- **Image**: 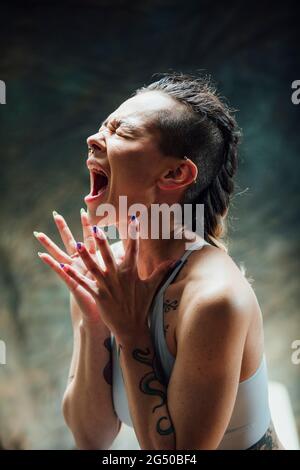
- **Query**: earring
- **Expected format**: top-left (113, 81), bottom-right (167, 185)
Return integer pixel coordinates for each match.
top-left (183, 156), bottom-right (197, 183)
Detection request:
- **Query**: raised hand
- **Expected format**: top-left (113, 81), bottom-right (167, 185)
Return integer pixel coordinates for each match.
top-left (58, 216), bottom-right (176, 339)
top-left (34, 209), bottom-right (124, 324)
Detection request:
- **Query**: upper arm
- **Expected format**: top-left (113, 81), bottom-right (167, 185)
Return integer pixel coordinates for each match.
top-left (167, 289), bottom-right (249, 450)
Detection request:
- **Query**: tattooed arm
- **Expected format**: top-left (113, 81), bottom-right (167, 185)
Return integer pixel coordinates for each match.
top-left (115, 328), bottom-right (176, 450)
top-left (35, 212), bottom-right (124, 450)
top-left (61, 241), bottom-right (125, 449)
top-left (62, 313), bottom-right (121, 449)
top-left (115, 286), bottom-right (249, 450)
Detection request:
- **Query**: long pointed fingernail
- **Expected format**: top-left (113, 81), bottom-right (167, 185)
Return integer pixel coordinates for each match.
top-left (53, 210), bottom-right (58, 217)
top-left (93, 225), bottom-right (104, 238)
top-left (131, 215), bottom-right (139, 224)
top-left (97, 228), bottom-right (106, 239)
top-left (33, 231), bottom-right (39, 238)
top-left (37, 252), bottom-right (43, 257)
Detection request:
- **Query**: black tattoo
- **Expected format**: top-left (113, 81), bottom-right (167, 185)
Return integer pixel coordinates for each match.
top-left (131, 346), bottom-right (174, 436)
top-left (247, 425), bottom-right (280, 450)
top-left (103, 337), bottom-right (112, 386)
top-left (163, 299), bottom-right (178, 313)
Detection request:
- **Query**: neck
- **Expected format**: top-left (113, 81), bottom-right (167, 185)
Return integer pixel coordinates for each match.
top-left (117, 220), bottom-right (201, 279)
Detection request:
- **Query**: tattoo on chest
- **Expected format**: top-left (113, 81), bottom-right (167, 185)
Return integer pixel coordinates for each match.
top-left (247, 426), bottom-right (279, 450)
top-left (103, 337), bottom-right (112, 386)
top-left (163, 299), bottom-right (178, 313)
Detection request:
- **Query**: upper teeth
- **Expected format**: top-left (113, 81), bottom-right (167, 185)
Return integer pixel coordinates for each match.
top-left (93, 169), bottom-right (107, 178)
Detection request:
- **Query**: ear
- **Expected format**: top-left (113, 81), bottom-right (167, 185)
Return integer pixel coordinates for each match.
top-left (157, 159), bottom-right (198, 191)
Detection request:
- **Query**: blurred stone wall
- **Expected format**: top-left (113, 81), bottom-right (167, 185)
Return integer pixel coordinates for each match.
top-left (0, 0), bottom-right (299, 449)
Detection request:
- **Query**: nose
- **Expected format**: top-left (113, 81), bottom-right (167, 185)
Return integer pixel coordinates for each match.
top-left (86, 130), bottom-right (107, 152)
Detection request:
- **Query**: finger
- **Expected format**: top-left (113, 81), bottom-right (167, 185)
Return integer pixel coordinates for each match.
top-left (93, 226), bottom-right (117, 272)
top-left (123, 216), bottom-right (140, 272)
top-left (80, 208), bottom-right (97, 255)
top-left (52, 211), bottom-right (77, 256)
top-left (37, 252), bottom-right (78, 291)
top-left (116, 255), bottom-right (125, 265)
top-left (61, 263), bottom-right (98, 299)
top-left (34, 232), bottom-right (72, 263)
top-left (38, 252), bottom-right (100, 322)
top-left (76, 242), bottom-right (107, 284)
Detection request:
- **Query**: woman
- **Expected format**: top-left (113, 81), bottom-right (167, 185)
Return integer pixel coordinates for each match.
top-left (34, 72), bottom-right (284, 450)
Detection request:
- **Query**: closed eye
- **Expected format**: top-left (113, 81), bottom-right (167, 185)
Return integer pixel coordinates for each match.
top-left (109, 126), bottom-right (128, 138)
top-left (99, 118), bottom-right (138, 138)
top-left (100, 121), bottom-right (124, 135)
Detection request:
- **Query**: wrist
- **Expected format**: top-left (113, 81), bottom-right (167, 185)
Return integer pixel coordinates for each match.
top-left (80, 316), bottom-right (110, 336)
top-left (114, 325), bottom-right (151, 346)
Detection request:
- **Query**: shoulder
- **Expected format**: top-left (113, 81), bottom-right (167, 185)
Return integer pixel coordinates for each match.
top-left (177, 245), bottom-right (254, 338)
top-left (175, 272), bottom-right (252, 380)
top-left (178, 284), bottom-right (250, 341)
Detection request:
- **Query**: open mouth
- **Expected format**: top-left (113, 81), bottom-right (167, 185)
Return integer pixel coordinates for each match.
top-left (91, 170), bottom-right (109, 196)
top-left (85, 168), bottom-right (109, 203)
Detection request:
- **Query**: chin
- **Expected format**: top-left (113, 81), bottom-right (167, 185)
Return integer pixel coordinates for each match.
top-left (86, 198), bottom-right (123, 228)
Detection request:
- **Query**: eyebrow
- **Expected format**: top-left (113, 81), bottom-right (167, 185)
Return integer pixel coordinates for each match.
top-left (99, 117), bottom-right (144, 136)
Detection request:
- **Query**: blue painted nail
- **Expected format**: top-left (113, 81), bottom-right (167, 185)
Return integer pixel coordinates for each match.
top-left (131, 215), bottom-right (136, 221)
top-left (77, 242), bottom-right (82, 250)
top-left (60, 263), bottom-right (64, 268)
top-left (93, 225), bottom-right (97, 233)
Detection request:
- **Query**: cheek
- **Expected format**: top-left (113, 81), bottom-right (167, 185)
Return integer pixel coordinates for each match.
top-left (110, 149), bottom-right (152, 186)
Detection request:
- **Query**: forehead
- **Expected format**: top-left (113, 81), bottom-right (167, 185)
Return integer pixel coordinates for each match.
top-left (107, 91), bottom-right (177, 126)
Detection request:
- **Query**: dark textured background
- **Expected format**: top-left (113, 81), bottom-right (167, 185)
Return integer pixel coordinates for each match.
top-left (0, 0), bottom-right (299, 449)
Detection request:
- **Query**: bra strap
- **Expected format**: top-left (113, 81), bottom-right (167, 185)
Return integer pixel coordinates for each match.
top-left (155, 239), bottom-right (209, 297)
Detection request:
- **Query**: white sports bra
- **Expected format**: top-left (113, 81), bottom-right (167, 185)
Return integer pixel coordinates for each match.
top-left (110, 239), bottom-right (272, 449)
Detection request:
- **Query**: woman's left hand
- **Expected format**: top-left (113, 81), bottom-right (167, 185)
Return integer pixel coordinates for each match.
top-left (60, 217), bottom-right (176, 339)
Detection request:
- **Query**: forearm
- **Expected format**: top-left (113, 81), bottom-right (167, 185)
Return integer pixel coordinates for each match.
top-left (115, 328), bottom-right (176, 450)
top-left (63, 318), bottom-right (120, 449)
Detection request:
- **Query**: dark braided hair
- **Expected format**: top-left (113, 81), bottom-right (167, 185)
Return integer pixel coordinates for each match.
top-left (133, 71), bottom-right (241, 252)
